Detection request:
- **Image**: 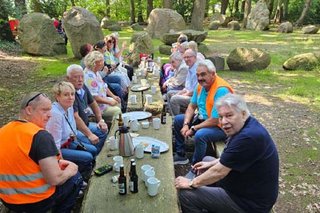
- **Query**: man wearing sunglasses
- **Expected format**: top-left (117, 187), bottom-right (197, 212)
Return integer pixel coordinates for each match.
top-left (0, 92), bottom-right (82, 212)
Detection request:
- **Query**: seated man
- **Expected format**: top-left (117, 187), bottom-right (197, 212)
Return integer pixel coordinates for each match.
top-left (0, 92), bottom-right (82, 212)
top-left (66, 64), bottom-right (108, 154)
top-left (175, 93), bottom-right (279, 213)
top-left (173, 60), bottom-right (233, 165)
top-left (169, 49), bottom-right (199, 115)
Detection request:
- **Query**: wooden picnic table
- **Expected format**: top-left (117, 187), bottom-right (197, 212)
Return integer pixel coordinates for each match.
top-left (81, 111), bottom-right (179, 213)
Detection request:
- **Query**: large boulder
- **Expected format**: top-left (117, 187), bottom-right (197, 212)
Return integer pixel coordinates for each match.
top-left (208, 21), bottom-right (220, 30)
top-left (161, 30), bottom-right (208, 45)
top-left (227, 47), bottom-right (271, 71)
top-left (283, 53), bottom-right (320, 70)
top-left (159, 44), bottom-right (172, 55)
top-left (211, 13), bottom-right (232, 27)
top-left (107, 24), bottom-right (121, 31)
top-left (302, 25), bottom-right (319, 34)
top-left (228, 21), bottom-right (241, 30)
top-left (147, 8), bottom-right (186, 38)
top-left (128, 32), bottom-right (154, 66)
top-left (100, 17), bottom-right (117, 29)
top-left (63, 7), bottom-right (104, 59)
top-left (246, 0), bottom-right (269, 31)
top-left (278, 22), bottom-right (293, 33)
top-left (131, 23), bottom-right (144, 31)
top-left (19, 13), bottom-right (66, 56)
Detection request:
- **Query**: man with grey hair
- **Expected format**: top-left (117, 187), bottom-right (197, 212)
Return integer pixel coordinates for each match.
top-left (173, 59), bottom-right (234, 166)
top-left (169, 49), bottom-right (199, 115)
top-left (0, 92), bottom-right (82, 212)
top-left (66, 64), bottom-right (108, 154)
top-left (175, 93), bottom-right (279, 213)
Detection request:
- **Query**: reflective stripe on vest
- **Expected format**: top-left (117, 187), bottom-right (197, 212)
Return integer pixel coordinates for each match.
top-left (0, 183), bottom-right (51, 195)
top-left (197, 75), bottom-right (234, 127)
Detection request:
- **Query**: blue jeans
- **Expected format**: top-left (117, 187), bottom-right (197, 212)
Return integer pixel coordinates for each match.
top-left (61, 141), bottom-right (97, 175)
top-left (77, 122), bottom-right (107, 154)
top-left (3, 172), bottom-right (83, 213)
top-left (103, 75), bottom-right (128, 112)
top-left (174, 114), bottom-right (226, 164)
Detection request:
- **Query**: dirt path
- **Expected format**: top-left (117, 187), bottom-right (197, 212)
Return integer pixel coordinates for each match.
top-left (0, 52), bottom-right (319, 212)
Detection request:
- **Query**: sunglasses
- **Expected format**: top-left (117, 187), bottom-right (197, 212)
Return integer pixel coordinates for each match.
top-left (25, 93), bottom-right (47, 107)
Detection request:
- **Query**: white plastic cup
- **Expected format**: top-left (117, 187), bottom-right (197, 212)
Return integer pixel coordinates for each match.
top-left (113, 156), bottom-right (123, 172)
top-left (141, 164), bottom-right (153, 182)
top-left (135, 143), bottom-right (144, 159)
top-left (141, 121), bottom-right (150, 129)
top-left (144, 169), bottom-right (155, 186)
top-left (132, 75), bottom-right (138, 84)
top-left (109, 136), bottom-right (118, 151)
top-left (152, 118), bottom-right (161, 130)
top-left (151, 85), bottom-right (157, 94)
top-left (129, 95), bottom-right (137, 104)
top-left (147, 177), bottom-right (161, 196)
top-left (145, 94), bottom-right (152, 105)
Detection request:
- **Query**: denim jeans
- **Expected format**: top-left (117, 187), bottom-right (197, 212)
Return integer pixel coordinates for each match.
top-left (3, 172), bottom-right (83, 213)
top-left (174, 114), bottom-right (226, 164)
top-left (77, 122), bottom-right (107, 154)
top-left (103, 75), bottom-right (128, 112)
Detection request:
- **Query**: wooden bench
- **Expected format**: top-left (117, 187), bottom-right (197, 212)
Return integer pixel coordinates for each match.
top-left (81, 113), bottom-right (179, 212)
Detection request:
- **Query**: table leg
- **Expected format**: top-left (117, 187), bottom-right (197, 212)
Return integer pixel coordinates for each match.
top-left (141, 90), bottom-right (144, 106)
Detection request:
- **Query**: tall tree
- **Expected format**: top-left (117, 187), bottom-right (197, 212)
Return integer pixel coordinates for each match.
top-left (106, 0), bottom-right (110, 17)
top-left (163, 0), bottom-right (172, 8)
top-left (147, 0), bottom-right (153, 18)
top-left (30, 0), bottom-right (42, 12)
top-left (205, 0), bottom-right (209, 17)
top-left (190, 0), bottom-right (205, 30)
top-left (130, 0), bottom-right (136, 24)
top-left (242, 0), bottom-right (251, 28)
top-left (137, 0), bottom-right (144, 23)
top-left (221, 0), bottom-right (229, 14)
top-left (273, 0), bottom-right (284, 23)
top-left (295, 0), bottom-right (312, 26)
top-left (14, 0), bottom-right (27, 19)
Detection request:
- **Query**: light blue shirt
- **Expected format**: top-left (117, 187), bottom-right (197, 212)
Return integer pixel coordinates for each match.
top-left (184, 62), bottom-right (198, 92)
top-left (191, 86), bottom-right (230, 119)
top-left (46, 102), bottom-right (77, 149)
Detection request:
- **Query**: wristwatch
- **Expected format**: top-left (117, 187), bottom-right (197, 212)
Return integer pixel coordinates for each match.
top-left (190, 126), bottom-right (197, 132)
top-left (183, 122), bottom-right (189, 126)
top-left (189, 179), bottom-right (196, 189)
top-left (99, 119), bottom-right (105, 123)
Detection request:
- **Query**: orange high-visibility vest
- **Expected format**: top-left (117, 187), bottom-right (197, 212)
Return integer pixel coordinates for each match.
top-left (0, 121), bottom-right (55, 204)
top-left (197, 75), bottom-right (234, 125)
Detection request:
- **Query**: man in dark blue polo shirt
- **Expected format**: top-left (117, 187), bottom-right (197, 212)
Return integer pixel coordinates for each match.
top-left (66, 64), bottom-right (108, 154)
top-left (175, 93), bottom-right (279, 213)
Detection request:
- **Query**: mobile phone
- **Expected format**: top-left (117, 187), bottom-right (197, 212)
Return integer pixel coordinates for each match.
top-left (94, 164), bottom-right (113, 176)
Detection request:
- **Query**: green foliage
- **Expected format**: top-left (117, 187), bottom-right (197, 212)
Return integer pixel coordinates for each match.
top-left (28, 0), bottom-right (68, 18)
top-left (173, 1), bottom-right (193, 22)
top-left (0, 0), bottom-right (15, 19)
top-left (287, 0), bottom-right (320, 24)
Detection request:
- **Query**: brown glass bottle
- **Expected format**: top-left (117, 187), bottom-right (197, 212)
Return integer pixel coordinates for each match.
top-left (118, 164), bottom-right (127, 195)
top-left (161, 104), bottom-right (166, 124)
top-left (129, 162), bottom-right (138, 193)
top-left (129, 159), bottom-right (135, 177)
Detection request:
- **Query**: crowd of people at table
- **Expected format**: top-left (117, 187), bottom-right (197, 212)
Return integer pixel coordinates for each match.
top-left (0, 32), bottom-right (279, 213)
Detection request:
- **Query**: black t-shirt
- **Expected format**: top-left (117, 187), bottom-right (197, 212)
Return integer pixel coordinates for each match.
top-left (73, 85), bottom-right (94, 126)
top-left (29, 130), bottom-right (59, 164)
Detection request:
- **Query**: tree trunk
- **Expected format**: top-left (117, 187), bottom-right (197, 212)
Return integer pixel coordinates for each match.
top-left (190, 0), bottom-right (206, 30)
top-left (147, 0), bottom-right (153, 18)
top-left (266, 0), bottom-right (274, 18)
top-left (31, 0), bottom-right (42, 12)
top-left (283, 0), bottom-right (289, 19)
top-left (70, 0), bottom-right (75, 6)
top-left (273, 0), bottom-right (284, 24)
top-left (137, 0), bottom-right (144, 23)
top-left (105, 0), bottom-right (110, 18)
top-left (14, 0), bottom-right (27, 19)
top-left (205, 0), bottom-right (209, 17)
top-left (295, 0), bottom-right (312, 26)
top-left (163, 0), bottom-right (172, 8)
top-left (242, 0), bottom-right (251, 28)
top-left (221, 0), bottom-right (229, 15)
top-left (130, 0), bottom-right (136, 24)
top-left (235, 0), bottom-right (240, 13)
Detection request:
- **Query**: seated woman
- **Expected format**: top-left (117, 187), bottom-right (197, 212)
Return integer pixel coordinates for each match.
top-left (188, 41), bottom-right (205, 60)
top-left (46, 81), bottom-right (97, 179)
top-left (109, 32), bottom-right (134, 81)
top-left (83, 50), bottom-right (122, 124)
top-left (163, 52), bottom-right (188, 102)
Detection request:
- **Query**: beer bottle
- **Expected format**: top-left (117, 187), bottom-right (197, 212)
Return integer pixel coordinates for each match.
top-left (161, 104), bottom-right (166, 124)
top-left (118, 113), bottom-right (123, 127)
top-left (129, 162), bottom-right (138, 193)
top-left (129, 158), bottom-right (135, 177)
top-left (118, 164), bottom-right (127, 195)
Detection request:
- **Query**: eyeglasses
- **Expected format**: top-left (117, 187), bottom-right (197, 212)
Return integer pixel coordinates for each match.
top-left (183, 55), bottom-right (194, 59)
top-left (25, 93), bottom-right (47, 107)
top-left (107, 40), bottom-right (113, 43)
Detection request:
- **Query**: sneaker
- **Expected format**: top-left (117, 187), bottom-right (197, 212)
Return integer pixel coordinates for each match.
top-left (184, 169), bottom-right (196, 180)
top-left (173, 153), bottom-right (189, 165)
top-left (81, 181), bottom-right (88, 191)
top-left (77, 190), bottom-right (84, 199)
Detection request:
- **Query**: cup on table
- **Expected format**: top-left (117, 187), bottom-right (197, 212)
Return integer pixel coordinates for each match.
top-left (152, 118), bottom-right (161, 130)
top-left (151, 85), bottom-right (157, 94)
top-left (141, 121), bottom-right (150, 129)
top-left (135, 143), bottom-right (144, 159)
top-left (123, 115), bottom-right (130, 126)
top-left (141, 79), bottom-right (148, 87)
top-left (113, 156), bottom-right (123, 172)
top-left (147, 177), bottom-right (161, 196)
top-left (109, 136), bottom-right (118, 151)
top-left (132, 75), bottom-right (137, 84)
top-left (144, 169), bottom-right (155, 186)
top-left (129, 94), bottom-right (137, 105)
top-left (130, 119), bottom-right (140, 132)
top-left (141, 164), bottom-right (153, 182)
top-left (145, 94), bottom-right (152, 105)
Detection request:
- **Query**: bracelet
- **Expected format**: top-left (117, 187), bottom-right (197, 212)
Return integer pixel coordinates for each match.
top-left (99, 119), bottom-right (105, 123)
top-left (183, 122), bottom-right (189, 126)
